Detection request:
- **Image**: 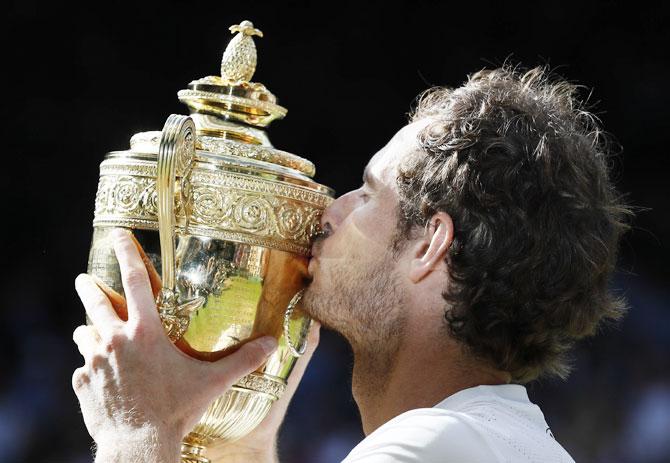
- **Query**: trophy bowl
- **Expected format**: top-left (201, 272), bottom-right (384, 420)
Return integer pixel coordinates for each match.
top-left (85, 20), bottom-right (334, 463)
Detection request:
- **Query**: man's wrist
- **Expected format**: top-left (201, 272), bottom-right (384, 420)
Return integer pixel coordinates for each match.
top-left (94, 426), bottom-right (181, 463)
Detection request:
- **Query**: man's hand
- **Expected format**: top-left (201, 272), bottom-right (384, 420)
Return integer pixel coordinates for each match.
top-left (72, 229), bottom-right (278, 462)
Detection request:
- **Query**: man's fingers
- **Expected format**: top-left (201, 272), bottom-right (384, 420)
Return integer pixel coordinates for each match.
top-left (91, 275), bottom-right (129, 321)
top-left (128, 232), bottom-right (162, 298)
top-left (72, 366), bottom-right (90, 392)
top-left (75, 274), bottom-right (121, 336)
top-left (111, 229), bottom-right (158, 324)
top-left (206, 336), bottom-right (278, 393)
top-left (73, 325), bottom-right (100, 360)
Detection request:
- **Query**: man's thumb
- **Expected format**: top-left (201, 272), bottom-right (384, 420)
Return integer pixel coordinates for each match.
top-left (210, 336), bottom-right (278, 389)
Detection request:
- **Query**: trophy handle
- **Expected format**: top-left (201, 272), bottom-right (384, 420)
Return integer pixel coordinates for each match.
top-left (156, 114), bottom-right (204, 342)
top-left (283, 289), bottom-right (311, 357)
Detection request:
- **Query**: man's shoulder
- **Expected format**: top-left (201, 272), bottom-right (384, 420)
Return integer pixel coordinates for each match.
top-left (342, 385), bottom-right (576, 463)
top-left (342, 407), bottom-right (500, 462)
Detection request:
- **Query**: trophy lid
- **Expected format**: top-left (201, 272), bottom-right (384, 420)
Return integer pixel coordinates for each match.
top-left (168, 20), bottom-right (317, 178)
top-left (178, 20), bottom-right (287, 132)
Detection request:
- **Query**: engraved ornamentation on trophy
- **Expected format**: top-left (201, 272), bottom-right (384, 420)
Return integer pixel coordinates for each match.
top-left (86, 20), bottom-right (334, 463)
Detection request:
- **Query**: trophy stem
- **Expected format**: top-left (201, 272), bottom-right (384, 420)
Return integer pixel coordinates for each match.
top-left (181, 440), bottom-right (210, 463)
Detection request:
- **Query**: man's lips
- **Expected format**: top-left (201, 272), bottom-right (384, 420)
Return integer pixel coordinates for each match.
top-left (307, 244), bottom-right (322, 277)
top-left (307, 226), bottom-right (330, 273)
top-left (307, 255), bottom-right (317, 278)
top-left (308, 245), bottom-right (319, 261)
top-left (310, 234), bottom-right (327, 258)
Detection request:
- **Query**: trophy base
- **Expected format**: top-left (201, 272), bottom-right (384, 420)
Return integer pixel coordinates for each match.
top-left (178, 384), bottom-right (278, 463)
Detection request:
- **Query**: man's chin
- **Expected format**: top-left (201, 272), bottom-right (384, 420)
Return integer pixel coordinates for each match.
top-left (301, 285), bottom-right (330, 328)
top-left (301, 285), bottom-right (318, 316)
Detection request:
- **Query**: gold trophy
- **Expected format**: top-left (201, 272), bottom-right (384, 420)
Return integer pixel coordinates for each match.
top-left (86, 20), bottom-right (334, 463)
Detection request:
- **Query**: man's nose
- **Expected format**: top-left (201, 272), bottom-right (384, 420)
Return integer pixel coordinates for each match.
top-left (320, 190), bottom-right (357, 233)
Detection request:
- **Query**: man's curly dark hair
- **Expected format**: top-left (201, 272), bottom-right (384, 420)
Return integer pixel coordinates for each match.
top-left (396, 66), bottom-right (632, 383)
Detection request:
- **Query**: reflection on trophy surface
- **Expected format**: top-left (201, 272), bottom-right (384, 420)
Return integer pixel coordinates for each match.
top-left (85, 19), bottom-right (334, 463)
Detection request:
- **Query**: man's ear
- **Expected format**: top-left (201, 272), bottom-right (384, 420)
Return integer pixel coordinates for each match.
top-left (408, 212), bottom-right (453, 283)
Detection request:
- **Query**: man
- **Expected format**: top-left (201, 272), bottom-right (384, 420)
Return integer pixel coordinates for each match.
top-left (72, 66), bottom-right (630, 462)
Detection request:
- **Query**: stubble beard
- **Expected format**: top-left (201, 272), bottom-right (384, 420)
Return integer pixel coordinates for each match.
top-left (302, 247), bottom-right (406, 397)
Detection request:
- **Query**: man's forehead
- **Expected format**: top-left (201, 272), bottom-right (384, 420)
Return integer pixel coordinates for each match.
top-left (396, 118), bottom-right (432, 143)
top-left (366, 119), bottom-right (430, 179)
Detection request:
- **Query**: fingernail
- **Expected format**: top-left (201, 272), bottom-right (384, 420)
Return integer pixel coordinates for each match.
top-left (74, 273), bottom-right (91, 288)
top-left (257, 336), bottom-right (278, 356)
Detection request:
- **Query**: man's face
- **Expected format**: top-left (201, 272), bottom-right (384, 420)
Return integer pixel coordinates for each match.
top-left (302, 120), bottom-right (428, 350)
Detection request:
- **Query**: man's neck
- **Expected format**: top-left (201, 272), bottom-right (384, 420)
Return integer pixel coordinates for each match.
top-left (351, 326), bottom-right (510, 435)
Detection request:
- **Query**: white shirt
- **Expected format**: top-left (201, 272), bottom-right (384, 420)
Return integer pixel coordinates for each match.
top-left (341, 384), bottom-right (575, 463)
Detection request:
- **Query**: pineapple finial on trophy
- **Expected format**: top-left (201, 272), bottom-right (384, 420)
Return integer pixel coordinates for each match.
top-left (178, 18), bottom-right (288, 143)
top-left (221, 20), bottom-right (264, 83)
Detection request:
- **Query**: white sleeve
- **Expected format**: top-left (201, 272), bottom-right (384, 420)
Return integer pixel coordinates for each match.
top-left (341, 411), bottom-right (502, 463)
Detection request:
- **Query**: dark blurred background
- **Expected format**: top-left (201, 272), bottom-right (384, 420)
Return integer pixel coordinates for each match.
top-left (3, 1), bottom-right (669, 462)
